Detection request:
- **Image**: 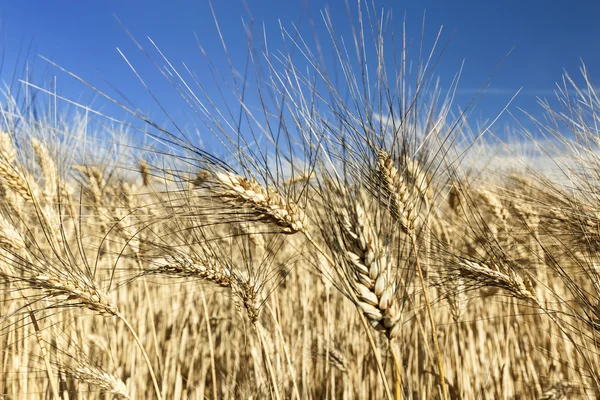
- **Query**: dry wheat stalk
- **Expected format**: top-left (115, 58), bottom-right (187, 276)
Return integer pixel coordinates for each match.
top-left (197, 170), bottom-right (307, 234)
top-left (339, 199), bottom-right (401, 339)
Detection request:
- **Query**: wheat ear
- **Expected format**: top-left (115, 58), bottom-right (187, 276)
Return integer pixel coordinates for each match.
top-left (303, 212), bottom-right (393, 399)
top-left (65, 361), bottom-right (131, 399)
top-left (0, 216), bottom-right (60, 399)
top-left (377, 150), bottom-right (414, 231)
top-left (0, 155), bottom-right (39, 201)
top-left (197, 170), bottom-right (308, 234)
top-left (31, 138), bottom-right (58, 202)
top-left (0, 131), bottom-right (17, 163)
top-left (139, 160), bottom-right (151, 186)
top-left (456, 259), bottom-right (538, 303)
top-left (20, 272), bottom-right (119, 316)
top-left (341, 201), bottom-right (401, 339)
top-left (143, 255), bottom-right (233, 288)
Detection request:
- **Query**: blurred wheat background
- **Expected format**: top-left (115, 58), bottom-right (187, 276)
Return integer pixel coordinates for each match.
top-left (2, 2), bottom-right (600, 399)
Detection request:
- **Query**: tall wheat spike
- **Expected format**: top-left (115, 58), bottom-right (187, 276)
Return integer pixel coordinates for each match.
top-left (339, 199), bottom-right (401, 339)
top-left (196, 170), bottom-right (308, 234)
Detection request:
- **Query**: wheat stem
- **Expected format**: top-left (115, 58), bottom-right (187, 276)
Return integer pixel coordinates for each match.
top-left (201, 291), bottom-right (219, 400)
top-left (28, 310), bottom-right (60, 400)
top-left (266, 303), bottom-right (302, 400)
top-left (116, 312), bottom-right (162, 400)
top-left (389, 340), bottom-right (404, 400)
top-left (410, 231), bottom-right (448, 400)
top-left (255, 322), bottom-right (282, 400)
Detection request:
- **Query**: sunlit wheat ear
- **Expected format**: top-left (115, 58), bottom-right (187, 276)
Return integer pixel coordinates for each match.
top-left (31, 138), bottom-right (58, 202)
top-left (143, 254), bottom-right (234, 288)
top-left (232, 222), bottom-right (266, 251)
top-left (447, 275), bottom-right (467, 322)
top-left (194, 170), bottom-right (308, 234)
top-left (452, 259), bottom-right (538, 303)
top-left (314, 341), bottom-right (349, 374)
top-left (448, 183), bottom-right (463, 215)
top-left (0, 151), bottom-right (40, 202)
top-left (339, 199), bottom-right (401, 339)
top-left (139, 160), bottom-right (150, 187)
top-left (15, 270), bottom-right (120, 316)
top-left (0, 218), bottom-right (117, 316)
top-left (0, 214), bottom-right (26, 251)
top-left (0, 131), bottom-right (17, 164)
top-left (376, 149), bottom-right (415, 232)
top-left (75, 165), bottom-right (142, 252)
top-left (477, 188), bottom-right (510, 233)
top-left (234, 278), bottom-right (262, 323)
top-left (63, 361), bottom-right (131, 399)
top-left (141, 251), bottom-right (263, 322)
top-left (0, 149), bottom-right (65, 249)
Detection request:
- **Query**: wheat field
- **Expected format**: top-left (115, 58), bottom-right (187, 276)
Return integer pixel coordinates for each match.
top-left (1, 3), bottom-right (600, 400)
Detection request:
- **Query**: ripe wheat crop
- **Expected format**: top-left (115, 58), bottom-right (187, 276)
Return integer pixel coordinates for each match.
top-left (1, 2), bottom-right (600, 399)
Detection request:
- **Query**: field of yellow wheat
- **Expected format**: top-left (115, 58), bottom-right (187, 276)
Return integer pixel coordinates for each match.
top-left (1, 3), bottom-right (600, 399)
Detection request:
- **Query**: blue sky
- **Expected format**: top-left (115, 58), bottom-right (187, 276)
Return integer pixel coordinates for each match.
top-left (1, 0), bottom-right (600, 144)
